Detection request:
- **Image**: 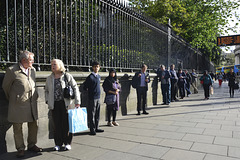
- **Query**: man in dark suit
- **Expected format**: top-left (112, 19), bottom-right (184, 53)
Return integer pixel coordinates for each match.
top-left (157, 65), bottom-right (171, 105)
top-left (132, 64), bottom-right (150, 115)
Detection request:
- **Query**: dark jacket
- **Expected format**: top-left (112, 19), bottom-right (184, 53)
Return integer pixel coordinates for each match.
top-left (170, 69), bottom-right (178, 83)
top-left (186, 72), bottom-right (192, 84)
top-left (227, 72), bottom-right (236, 87)
top-left (177, 72), bottom-right (187, 85)
top-left (132, 71), bottom-right (150, 91)
top-left (199, 74), bottom-right (213, 85)
top-left (157, 69), bottom-right (171, 84)
top-left (83, 73), bottom-right (101, 100)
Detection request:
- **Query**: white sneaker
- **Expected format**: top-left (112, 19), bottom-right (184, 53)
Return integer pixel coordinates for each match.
top-left (64, 144), bottom-right (71, 150)
top-left (107, 122), bottom-right (114, 127)
top-left (53, 146), bottom-right (60, 151)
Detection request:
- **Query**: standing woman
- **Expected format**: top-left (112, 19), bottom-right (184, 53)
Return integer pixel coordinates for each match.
top-left (200, 70), bottom-right (213, 100)
top-left (227, 68), bottom-right (236, 98)
top-left (45, 59), bottom-right (80, 151)
top-left (177, 69), bottom-right (187, 99)
top-left (102, 69), bottom-right (121, 127)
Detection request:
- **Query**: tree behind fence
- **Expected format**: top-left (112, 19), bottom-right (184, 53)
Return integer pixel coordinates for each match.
top-left (0, 0), bottom-right (214, 72)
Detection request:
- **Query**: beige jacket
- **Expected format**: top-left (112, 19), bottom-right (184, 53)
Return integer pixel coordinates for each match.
top-left (45, 72), bottom-right (80, 110)
top-left (2, 63), bottom-right (38, 123)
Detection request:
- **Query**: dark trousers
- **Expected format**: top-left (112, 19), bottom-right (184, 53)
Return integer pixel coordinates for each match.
top-left (186, 82), bottom-right (191, 95)
top-left (171, 80), bottom-right (178, 100)
top-left (203, 84), bottom-right (210, 98)
top-left (52, 100), bottom-right (72, 146)
top-left (136, 87), bottom-right (147, 112)
top-left (161, 84), bottom-right (171, 104)
top-left (107, 104), bottom-right (117, 122)
top-left (87, 99), bottom-right (100, 132)
top-left (178, 83), bottom-right (185, 98)
top-left (229, 86), bottom-right (234, 97)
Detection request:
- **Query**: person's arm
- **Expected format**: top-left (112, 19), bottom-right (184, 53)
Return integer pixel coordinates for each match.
top-left (68, 73), bottom-right (81, 107)
top-left (44, 77), bottom-right (49, 104)
top-left (2, 68), bottom-right (14, 100)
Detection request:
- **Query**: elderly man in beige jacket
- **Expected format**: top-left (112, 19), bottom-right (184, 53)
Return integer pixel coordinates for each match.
top-left (2, 50), bottom-right (42, 158)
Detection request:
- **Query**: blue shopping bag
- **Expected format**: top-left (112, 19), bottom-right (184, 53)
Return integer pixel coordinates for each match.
top-left (68, 107), bottom-right (88, 133)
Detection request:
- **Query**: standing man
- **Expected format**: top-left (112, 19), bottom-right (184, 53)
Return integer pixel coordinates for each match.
top-left (185, 70), bottom-right (192, 97)
top-left (169, 64), bottom-right (178, 102)
top-left (2, 50), bottom-right (42, 158)
top-left (158, 65), bottom-right (171, 105)
top-left (83, 61), bottom-right (104, 135)
top-left (191, 69), bottom-right (198, 93)
top-left (132, 64), bottom-right (150, 115)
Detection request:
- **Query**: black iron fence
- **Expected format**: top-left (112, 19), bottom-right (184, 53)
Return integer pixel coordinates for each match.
top-left (0, 0), bottom-right (214, 72)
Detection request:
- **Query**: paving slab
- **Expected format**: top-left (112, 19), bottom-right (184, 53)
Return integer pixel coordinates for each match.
top-left (161, 148), bottom-right (205, 160)
top-left (190, 142), bottom-right (227, 156)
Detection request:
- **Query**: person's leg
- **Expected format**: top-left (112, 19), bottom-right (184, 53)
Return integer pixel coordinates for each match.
top-left (229, 86), bottom-right (232, 97)
top-left (171, 81), bottom-right (175, 101)
top-left (167, 84), bottom-right (171, 103)
top-left (142, 87), bottom-right (147, 112)
top-left (52, 101), bottom-right (64, 146)
top-left (136, 89), bottom-right (141, 113)
top-left (107, 105), bottom-right (112, 123)
top-left (161, 84), bottom-right (166, 103)
top-left (87, 99), bottom-right (96, 133)
top-left (13, 123), bottom-right (25, 151)
top-left (27, 120), bottom-right (38, 149)
top-left (203, 85), bottom-right (207, 98)
top-left (112, 109), bottom-right (117, 122)
top-left (232, 86), bottom-right (234, 97)
top-left (95, 99), bottom-right (101, 130)
top-left (206, 85), bottom-right (210, 98)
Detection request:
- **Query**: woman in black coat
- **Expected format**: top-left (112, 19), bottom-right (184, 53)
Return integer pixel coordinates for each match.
top-left (227, 69), bottom-right (236, 98)
top-left (177, 69), bottom-right (187, 99)
top-left (102, 69), bottom-right (121, 127)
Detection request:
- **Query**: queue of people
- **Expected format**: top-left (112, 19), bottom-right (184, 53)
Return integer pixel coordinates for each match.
top-left (3, 50), bottom-right (238, 158)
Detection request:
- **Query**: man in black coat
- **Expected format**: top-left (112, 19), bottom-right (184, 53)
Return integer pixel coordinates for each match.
top-left (132, 64), bottom-right (150, 115)
top-left (157, 65), bottom-right (171, 105)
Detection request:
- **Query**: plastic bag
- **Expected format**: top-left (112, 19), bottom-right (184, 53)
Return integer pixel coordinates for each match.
top-left (68, 108), bottom-right (88, 133)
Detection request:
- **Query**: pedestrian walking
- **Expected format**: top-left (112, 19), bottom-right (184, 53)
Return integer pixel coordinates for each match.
top-left (102, 68), bottom-right (121, 127)
top-left (170, 64), bottom-right (179, 102)
top-left (191, 69), bottom-right (198, 94)
top-left (83, 61), bottom-right (104, 135)
top-left (185, 69), bottom-right (192, 97)
top-left (217, 72), bottom-right (223, 87)
top-left (177, 68), bottom-right (187, 99)
top-left (2, 50), bottom-right (42, 158)
top-left (157, 65), bottom-right (171, 105)
top-left (200, 70), bottom-right (213, 100)
top-left (45, 59), bottom-right (80, 151)
top-left (226, 68), bottom-right (236, 98)
top-left (132, 64), bottom-right (150, 115)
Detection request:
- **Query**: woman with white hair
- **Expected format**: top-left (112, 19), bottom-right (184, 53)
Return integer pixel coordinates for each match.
top-left (45, 59), bottom-right (80, 151)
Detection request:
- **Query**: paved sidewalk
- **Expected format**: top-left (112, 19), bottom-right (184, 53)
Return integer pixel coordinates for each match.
top-left (1, 81), bottom-right (240, 160)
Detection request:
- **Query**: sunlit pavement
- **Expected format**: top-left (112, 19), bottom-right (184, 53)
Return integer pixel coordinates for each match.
top-left (2, 81), bottom-right (240, 160)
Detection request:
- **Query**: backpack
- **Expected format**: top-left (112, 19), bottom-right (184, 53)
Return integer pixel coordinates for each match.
top-left (132, 74), bottom-right (138, 89)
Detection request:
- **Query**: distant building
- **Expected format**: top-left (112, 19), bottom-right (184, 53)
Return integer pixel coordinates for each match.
top-left (235, 45), bottom-right (240, 65)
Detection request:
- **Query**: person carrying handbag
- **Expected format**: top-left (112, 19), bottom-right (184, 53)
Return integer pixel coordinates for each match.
top-left (102, 68), bottom-right (121, 127)
top-left (227, 68), bottom-right (236, 98)
top-left (45, 59), bottom-right (80, 151)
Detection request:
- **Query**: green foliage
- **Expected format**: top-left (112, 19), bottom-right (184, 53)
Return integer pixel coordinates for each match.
top-left (129, 0), bottom-right (240, 64)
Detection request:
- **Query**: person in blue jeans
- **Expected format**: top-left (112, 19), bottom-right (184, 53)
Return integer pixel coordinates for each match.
top-left (158, 65), bottom-right (171, 105)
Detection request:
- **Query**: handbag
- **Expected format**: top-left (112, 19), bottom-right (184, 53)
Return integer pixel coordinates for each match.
top-left (68, 107), bottom-right (88, 133)
top-left (104, 94), bottom-right (116, 105)
top-left (210, 86), bottom-right (214, 95)
top-left (200, 80), bottom-right (204, 84)
top-left (234, 83), bottom-right (239, 90)
top-left (63, 73), bottom-right (75, 99)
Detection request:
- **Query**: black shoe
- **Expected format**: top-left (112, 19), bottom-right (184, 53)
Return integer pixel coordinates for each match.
top-left (96, 129), bottom-right (104, 133)
top-left (171, 100), bottom-right (175, 102)
top-left (142, 111), bottom-right (149, 115)
top-left (175, 99), bottom-right (179, 101)
top-left (161, 103), bottom-right (166, 105)
top-left (89, 131), bottom-right (96, 135)
top-left (136, 112), bottom-right (141, 115)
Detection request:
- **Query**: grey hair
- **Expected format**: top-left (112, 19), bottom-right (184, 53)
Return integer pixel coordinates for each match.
top-left (51, 59), bottom-right (66, 72)
top-left (19, 50), bottom-right (34, 61)
top-left (160, 64), bottom-right (165, 68)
